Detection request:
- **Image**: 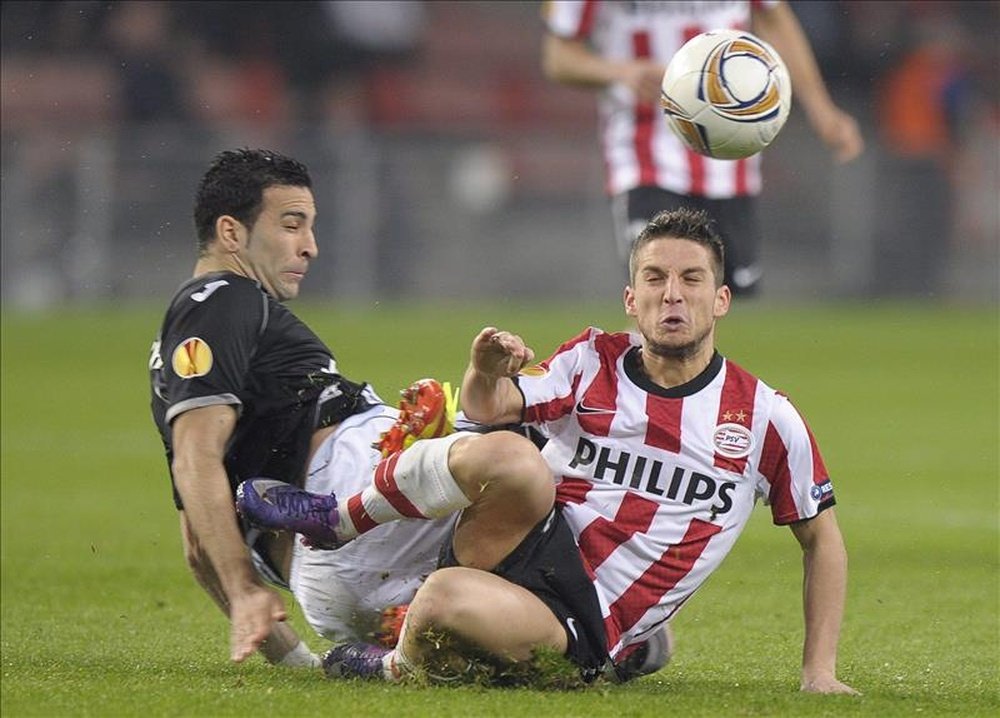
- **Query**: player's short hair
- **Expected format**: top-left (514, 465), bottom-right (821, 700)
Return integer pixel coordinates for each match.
top-left (629, 207), bottom-right (726, 287)
top-left (194, 148), bottom-right (312, 253)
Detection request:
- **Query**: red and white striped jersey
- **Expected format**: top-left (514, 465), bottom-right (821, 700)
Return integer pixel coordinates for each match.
top-left (516, 327), bottom-right (835, 658)
top-left (543, 0), bottom-right (779, 198)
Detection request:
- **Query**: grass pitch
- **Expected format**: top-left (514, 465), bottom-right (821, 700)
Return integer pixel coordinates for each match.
top-left (2, 299), bottom-right (997, 717)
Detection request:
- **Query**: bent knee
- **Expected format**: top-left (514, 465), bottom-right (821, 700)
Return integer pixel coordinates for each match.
top-left (406, 567), bottom-right (480, 631)
top-left (450, 431), bottom-right (552, 496)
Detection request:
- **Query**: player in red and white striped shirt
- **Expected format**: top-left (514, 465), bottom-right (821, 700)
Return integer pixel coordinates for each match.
top-left (541, 1), bottom-right (863, 294)
top-left (247, 208), bottom-right (856, 693)
top-left (399, 207), bottom-right (856, 693)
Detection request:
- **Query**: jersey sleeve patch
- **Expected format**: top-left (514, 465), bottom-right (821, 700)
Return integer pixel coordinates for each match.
top-left (810, 479), bottom-right (835, 502)
top-left (171, 337), bottom-right (214, 378)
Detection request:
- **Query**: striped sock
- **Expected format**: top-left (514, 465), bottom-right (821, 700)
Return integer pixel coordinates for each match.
top-left (336, 435), bottom-right (470, 540)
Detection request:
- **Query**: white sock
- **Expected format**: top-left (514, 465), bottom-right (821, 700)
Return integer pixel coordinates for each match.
top-left (278, 640), bottom-right (321, 669)
top-left (381, 646), bottom-right (417, 682)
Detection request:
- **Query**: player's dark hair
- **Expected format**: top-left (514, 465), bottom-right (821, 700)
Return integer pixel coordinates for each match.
top-left (193, 148), bottom-right (312, 253)
top-left (629, 207), bottom-right (726, 287)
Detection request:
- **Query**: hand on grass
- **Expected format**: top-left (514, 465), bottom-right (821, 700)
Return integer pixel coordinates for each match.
top-left (800, 669), bottom-right (860, 695)
top-left (229, 586), bottom-right (288, 663)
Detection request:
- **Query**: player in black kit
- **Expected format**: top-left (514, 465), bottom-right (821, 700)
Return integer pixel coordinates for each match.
top-left (149, 149), bottom-right (374, 667)
top-left (150, 149), bottom-right (596, 678)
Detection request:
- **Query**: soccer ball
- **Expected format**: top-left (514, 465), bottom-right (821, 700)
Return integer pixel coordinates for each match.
top-left (660, 29), bottom-right (791, 160)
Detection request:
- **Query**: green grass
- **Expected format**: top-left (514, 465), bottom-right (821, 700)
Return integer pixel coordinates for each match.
top-left (2, 299), bottom-right (998, 716)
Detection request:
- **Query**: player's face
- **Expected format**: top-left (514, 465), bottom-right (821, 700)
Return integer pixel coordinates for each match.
top-left (239, 185), bottom-right (318, 301)
top-left (624, 237), bottom-right (730, 359)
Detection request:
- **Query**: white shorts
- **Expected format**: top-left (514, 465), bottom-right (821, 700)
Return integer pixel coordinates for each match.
top-left (288, 403), bottom-right (455, 643)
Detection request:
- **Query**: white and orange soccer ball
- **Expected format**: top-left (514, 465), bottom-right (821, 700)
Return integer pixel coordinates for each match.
top-left (660, 29), bottom-right (791, 160)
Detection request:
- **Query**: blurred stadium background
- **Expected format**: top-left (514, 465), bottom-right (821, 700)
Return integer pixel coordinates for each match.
top-left (1, 0), bottom-right (997, 310)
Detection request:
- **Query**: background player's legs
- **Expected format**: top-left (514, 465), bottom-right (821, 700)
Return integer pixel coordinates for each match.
top-left (614, 187), bottom-right (762, 296)
top-left (613, 186), bottom-right (690, 279)
top-left (704, 194), bottom-right (761, 296)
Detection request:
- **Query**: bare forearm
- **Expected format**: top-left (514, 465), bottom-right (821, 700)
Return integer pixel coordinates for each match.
top-left (461, 327), bottom-right (531, 425)
top-left (801, 530), bottom-right (848, 677)
top-left (460, 366), bottom-right (521, 426)
top-left (789, 509), bottom-right (857, 693)
top-left (753, 3), bottom-right (835, 120)
top-left (175, 463), bottom-right (258, 597)
top-left (542, 34), bottom-right (624, 88)
top-left (753, 3), bottom-right (862, 163)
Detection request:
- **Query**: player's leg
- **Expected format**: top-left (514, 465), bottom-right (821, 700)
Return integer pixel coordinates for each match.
top-left (398, 567), bottom-right (568, 666)
top-left (706, 194), bottom-right (761, 296)
top-left (615, 186), bottom-right (716, 282)
top-left (324, 504), bottom-right (609, 683)
top-left (330, 428), bottom-right (553, 568)
top-left (437, 430), bottom-right (555, 569)
top-left (290, 406), bottom-right (451, 643)
top-left (322, 571), bottom-right (566, 681)
top-left (239, 429), bottom-right (554, 567)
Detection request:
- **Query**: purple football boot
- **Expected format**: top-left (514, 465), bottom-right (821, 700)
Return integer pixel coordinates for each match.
top-left (323, 642), bottom-right (393, 680)
top-left (235, 478), bottom-right (341, 550)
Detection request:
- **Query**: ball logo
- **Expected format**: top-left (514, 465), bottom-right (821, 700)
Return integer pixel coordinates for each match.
top-left (660, 93), bottom-right (711, 155)
top-left (171, 337), bottom-right (213, 379)
top-left (713, 422), bottom-right (754, 459)
top-left (519, 364), bottom-right (549, 377)
top-left (700, 35), bottom-right (783, 123)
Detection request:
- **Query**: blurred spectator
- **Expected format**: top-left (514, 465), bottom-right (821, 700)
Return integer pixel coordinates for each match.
top-left (873, 10), bottom-right (973, 296)
top-left (103, 1), bottom-right (190, 124)
top-left (320, 0), bottom-right (425, 127)
top-left (1, 0), bottom-right (109, 56)
top-left (171, 1), bottom-right (424, 128)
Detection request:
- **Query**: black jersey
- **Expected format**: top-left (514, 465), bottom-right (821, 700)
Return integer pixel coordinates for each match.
top-left (149, 272), bottom-right (369, 508)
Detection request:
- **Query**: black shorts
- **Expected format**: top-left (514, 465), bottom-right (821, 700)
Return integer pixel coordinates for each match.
top-left (438, 504), bottom-right (609, 682)
top-left (614, 186), bottom-right (762, 295)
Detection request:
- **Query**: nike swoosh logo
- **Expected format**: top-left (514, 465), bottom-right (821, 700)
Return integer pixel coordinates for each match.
top-left (542, 509), bottom-right (556, 533)
top-left (575, 400), bottom-right (615, 415)
top-left (565, 617), bottom-right (580, 641)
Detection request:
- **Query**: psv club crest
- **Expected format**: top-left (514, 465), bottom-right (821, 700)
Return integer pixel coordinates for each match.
top-left (712, 422), bottom-right (754, 459)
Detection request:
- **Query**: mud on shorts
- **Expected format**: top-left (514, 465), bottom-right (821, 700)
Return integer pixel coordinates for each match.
top-left (438, 503), bottom-right (610, 682)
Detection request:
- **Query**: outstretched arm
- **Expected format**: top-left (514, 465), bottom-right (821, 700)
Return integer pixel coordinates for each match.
top-left (172, 405), bottom-right (292, 663)
top-left (753, 2), bottom-right (864, 163)
top-left (460, 327), bottom-right (533, 426)
top-left (789, 508), bottom-right (859, 694)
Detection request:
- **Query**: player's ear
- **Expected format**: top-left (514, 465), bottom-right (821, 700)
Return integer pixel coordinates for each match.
top-left (215, 215), bottom-right (245, 253)
top-left (714, 284), bottom-right (731, 318)
top-left (624, 285), bottom-right (638, 317)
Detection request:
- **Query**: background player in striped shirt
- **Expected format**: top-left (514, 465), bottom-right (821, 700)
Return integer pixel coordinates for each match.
top-left (541, 0), bottom-right (864, 295)
top-left (258, 208), bottom-right (856, 694)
